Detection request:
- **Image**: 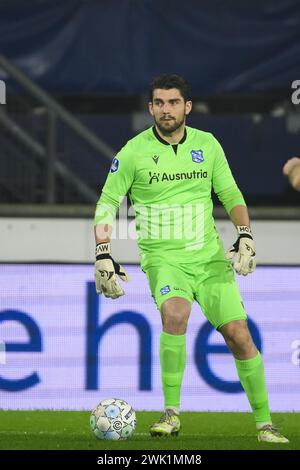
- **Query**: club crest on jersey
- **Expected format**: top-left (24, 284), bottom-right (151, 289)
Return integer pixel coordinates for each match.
top-left (160, 285), bottom-right (171, 295)
top-left (110, 157), bottom-right (119, 173)
top-left (191, 149), bottom-right (204, 163)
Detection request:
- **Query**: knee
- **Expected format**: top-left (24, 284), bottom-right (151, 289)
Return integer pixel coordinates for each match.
top-left (221, 321), bottom-right (252, 349)
top-left (161, 298), bottom-right (190, 334)
top-left (163, 311), bottom-right (187, 332)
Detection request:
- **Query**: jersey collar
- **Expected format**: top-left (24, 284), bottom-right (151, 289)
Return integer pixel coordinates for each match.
top-left (152, 126), bottom-right (187, 145)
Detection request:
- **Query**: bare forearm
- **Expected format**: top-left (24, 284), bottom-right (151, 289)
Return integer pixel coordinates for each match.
top-left (289, 164), bottom-right (300, 191)
top-left (94, 224), bottom-right (112, 244)
top-left (229, 205), bottom-right (250, 228)
top-left (283, 157), bottom-right (300, 191)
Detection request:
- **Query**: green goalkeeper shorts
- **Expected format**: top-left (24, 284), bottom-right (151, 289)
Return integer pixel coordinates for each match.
top-left (144, 258), bottom-right (247, 330)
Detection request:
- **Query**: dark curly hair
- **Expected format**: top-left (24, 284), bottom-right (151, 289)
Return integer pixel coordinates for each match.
top-left (149, 74), bottom-right (190, 102)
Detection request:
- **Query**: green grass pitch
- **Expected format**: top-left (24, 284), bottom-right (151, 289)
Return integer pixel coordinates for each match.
top-left (0, 411), bottom-right (299, 450)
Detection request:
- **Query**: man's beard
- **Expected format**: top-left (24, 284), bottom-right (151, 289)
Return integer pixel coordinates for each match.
top-left (154, 115), bottom-right (185, 136)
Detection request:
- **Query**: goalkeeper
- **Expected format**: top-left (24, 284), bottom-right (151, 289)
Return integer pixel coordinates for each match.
top-left (94, 74), bottom-right (288, 444)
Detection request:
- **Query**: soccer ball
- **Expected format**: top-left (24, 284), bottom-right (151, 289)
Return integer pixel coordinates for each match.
top-left (90, 398), bottom-right (136, 440)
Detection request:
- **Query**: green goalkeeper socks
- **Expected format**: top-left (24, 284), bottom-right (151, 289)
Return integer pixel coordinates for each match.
top-left (160, 331), bottom-right (186, 410)
top-left (235, 352), bottom-right (271, 425)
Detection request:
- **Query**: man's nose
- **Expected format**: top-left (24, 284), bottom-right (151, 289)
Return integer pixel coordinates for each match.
top-left (162, 102), bottom-right (171, 113)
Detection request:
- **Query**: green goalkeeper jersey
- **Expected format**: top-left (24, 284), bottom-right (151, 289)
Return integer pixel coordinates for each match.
top-left (94, 126), bottom-right (245, 269)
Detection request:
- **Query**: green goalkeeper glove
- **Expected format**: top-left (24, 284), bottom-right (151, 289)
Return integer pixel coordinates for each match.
top-left (94, 242), bottom-right (130, 298)
top-left (226, 226), bottom-right (256, 276)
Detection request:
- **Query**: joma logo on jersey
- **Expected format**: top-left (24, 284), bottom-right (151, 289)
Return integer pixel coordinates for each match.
top-left (148, 170), bottom-right (208, 184)
top-left (160, 285), bottom-right (171, 295)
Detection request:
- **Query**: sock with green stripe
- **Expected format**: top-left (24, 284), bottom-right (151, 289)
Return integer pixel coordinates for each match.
top-left (160, 331), bottom-right (186, 411)
top-left (235, 351), bottom-right (272, 427)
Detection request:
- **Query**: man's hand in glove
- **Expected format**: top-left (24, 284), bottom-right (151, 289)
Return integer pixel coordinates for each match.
top-left (226, 226), bottom-right (256, 276)
top-left (94, 242), bottom-right (130, 298)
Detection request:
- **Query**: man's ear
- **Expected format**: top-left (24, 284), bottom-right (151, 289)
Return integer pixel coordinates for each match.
top-left (185, 100), bottom-right (192, 116)
top-left (148, 102), bottom-right (154, 116)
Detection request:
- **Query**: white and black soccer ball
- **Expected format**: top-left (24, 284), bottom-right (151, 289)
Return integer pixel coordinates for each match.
top-left (90, 398), bottom-right (136, 440)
